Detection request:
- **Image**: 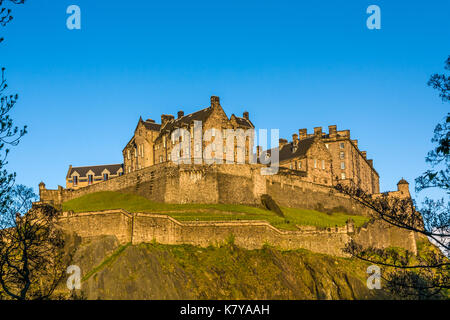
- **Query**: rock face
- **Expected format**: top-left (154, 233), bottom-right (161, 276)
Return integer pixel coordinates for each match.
top-left (68, 235), bottom-right (391, 300)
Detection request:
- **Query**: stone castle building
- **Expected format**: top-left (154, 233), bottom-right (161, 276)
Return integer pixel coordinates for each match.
top-left (65, 95), bottom-right (379, 195)
top-left (40, 96), bottom-right (417, 256)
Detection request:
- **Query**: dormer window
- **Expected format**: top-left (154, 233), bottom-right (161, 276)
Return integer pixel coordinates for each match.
top-left (340, 142), bottom-right (345, 149)
top-left (103, 173), bottom-right (109, 181)
top-left (88, 175), bottom-right (93, 185)
top-left (73, 176), bottom-right (78, 186)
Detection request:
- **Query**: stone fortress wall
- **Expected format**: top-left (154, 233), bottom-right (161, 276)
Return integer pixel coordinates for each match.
top-left (57, 209), bottom-right (417, 257)
top-left (40, 162), bottom-right (418, 256)
top-left (40, 162), bottom-right (370, 215)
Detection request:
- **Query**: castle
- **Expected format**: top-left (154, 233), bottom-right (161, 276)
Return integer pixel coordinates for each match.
top-left (38, 96), bottom-right (416, 257)
top-left (64, 96), bottom-right (379, 195)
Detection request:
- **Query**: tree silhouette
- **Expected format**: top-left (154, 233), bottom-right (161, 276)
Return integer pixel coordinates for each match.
top-left (335, 56), bottom-right (450, 299)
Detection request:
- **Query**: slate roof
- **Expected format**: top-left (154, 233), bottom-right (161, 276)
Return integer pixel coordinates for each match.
top-left (263, 137), bottom-right (316, 163)
top-left (142, 120), bottom-right (161, 131)
top-left (160, 107), bottom-right (214, 134)
top-left (67, 164), bottom-right (123, 178)
top-left (233, 116), bottom-right (254, 128)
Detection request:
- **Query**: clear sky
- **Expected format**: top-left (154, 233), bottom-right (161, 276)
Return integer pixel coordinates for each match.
top-left (1, 0), bottom-right (449, 199)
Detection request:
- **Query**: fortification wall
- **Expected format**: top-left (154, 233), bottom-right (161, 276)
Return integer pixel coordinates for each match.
top-left (58, 210), bottom-right (353, 256)
top-left (58, 209), bottom-right (417, 257)
top-left (40, 163), bottom-right (368, 217)
top-left (58, 210), bottom-right (133, 244)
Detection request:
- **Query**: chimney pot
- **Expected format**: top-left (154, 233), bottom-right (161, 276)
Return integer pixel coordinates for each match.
top-left (292, 134), bottom-right (299, 146)
top-left (299, 129), bottom-right (307, 140)
top-left (314, 127), bottom-right (323, 136)
top-left (177, 111), bottom-right (184, 119)
top-left (211, 96), bottom-right (220, 107)
top-left (279, 138), bottom-right (288, 148)
top-left (328, 125), bottom-right (337, 138)
top-left (243, 111), bottom-right (249, 120)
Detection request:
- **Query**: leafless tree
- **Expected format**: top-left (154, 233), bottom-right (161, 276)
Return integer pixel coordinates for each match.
top-left (0, 186), bottom-right (68, 300)
top-left (335, 56), bottom-right (450, 299)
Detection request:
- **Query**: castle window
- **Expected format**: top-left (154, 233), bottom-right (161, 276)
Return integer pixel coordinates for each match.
top-left (325, 143), bottom-right (329, 149)
top-left (73, 176), bottom-right (78, 186)
top-left (135, 147), bottom-right (138, 158)
top-left (340, 151), bottom-right (345, 159)
top-left (127, 149), bottom-right (130, 160)
top-left (341, 172), bottom-right (346, 180)
top-left (340, 142), bottom-right (345, 149)
top-left (211, 128), bottom-right (216, 137)
top-left (159, 155), bottom-right (163, 163)
top-left (103, 173), bottom-right (109, 181)
top-left (128, 167), bottom-right (131, 173)
top-left (298, 161), bottom-right (302, 169)
top-left (321, 160), bottom-right (325, 170)
top-left (314, 159), bottom-right (317, 168)
top-left (88, 175), bottom-right (93, 185)
top-left (289, 163), bottom-right (293, 169)
top-left (141, 144), bottom-right (144, 157)
top-left (341, 162), bottom-right (345, 169)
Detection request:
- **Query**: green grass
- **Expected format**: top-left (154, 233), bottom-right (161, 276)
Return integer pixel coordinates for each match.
top-left (62, 191), bottom-right (369, 231)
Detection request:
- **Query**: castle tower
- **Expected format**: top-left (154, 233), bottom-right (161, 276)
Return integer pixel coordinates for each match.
top-left (397, 178), bottom-right (410, 196)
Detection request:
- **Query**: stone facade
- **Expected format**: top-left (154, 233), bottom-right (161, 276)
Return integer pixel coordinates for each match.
top-left (56, 209), bottom-right (417, 257)
top-left (65, 164), bottom-right (123, 190)
top-left (64, 95), bottom-right (380, 196)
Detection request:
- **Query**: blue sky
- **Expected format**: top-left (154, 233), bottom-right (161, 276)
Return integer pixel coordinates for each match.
top-left (1, 0), bottom-right (449, 199)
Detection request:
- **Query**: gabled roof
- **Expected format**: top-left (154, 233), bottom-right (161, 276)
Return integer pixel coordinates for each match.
top-left (158, 107), bottom-right (214, 138)
top-left (142, 119), bottom-right (161, 131)
top-left (263, 137), bottom-right (316, 163)
top-left (232, 115), bottom-right (254, 128)
top-left (67, 164), bottom-right (123, 178)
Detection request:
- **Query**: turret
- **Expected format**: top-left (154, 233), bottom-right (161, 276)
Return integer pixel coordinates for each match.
top-left (397, 178), bottom-right (410, 196)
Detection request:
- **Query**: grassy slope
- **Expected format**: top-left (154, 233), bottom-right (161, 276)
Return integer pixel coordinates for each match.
top-left (62, 191), bottom-right (368, 230)
top-left (70, 235), bottom-right (388, 300)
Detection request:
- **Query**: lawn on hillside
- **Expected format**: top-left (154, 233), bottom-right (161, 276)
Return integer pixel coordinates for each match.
top-left (62, 191), bottom-right (369, 231)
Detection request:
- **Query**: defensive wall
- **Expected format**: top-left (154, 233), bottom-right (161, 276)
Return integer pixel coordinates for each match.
top-left (40, 162), bottom-right (370, 215)
top-left (57, 209), bottom-right (417, 257)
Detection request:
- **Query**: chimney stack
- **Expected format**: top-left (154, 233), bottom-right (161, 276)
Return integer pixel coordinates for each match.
top-left (351, 139), bottom-right (358, 148)
top-left (279, 138), bottom-right (288, 148)
top-left (177, 111), bottom-right (184, 119)
top-left (328, 125), bottom-right (337, 138)
top-left (161, 114), bottom-right (175, 126)
top-left (292, 133), bottom-right (299, 147)
top-left (361, 151), bottom-right (367, 159)
top-left (211, 96), bottom-right (220, 108)
top-left (367, 159), bottom-right (373, 167)
top-left (299, 129), bottom-right (307, 140)
top-left (243, 111), bottom-right (249, 120)
top-left (314, 127), bottom-right (323, 136)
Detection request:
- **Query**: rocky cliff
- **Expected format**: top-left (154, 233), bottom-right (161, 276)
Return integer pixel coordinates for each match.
top-left (65, 235), bottom-right (392, 300)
